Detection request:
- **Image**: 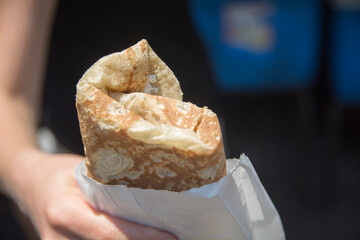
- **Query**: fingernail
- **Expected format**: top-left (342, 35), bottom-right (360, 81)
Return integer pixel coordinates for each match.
top-left (155, 230), bottom-right (177, 240)
top-left (160, 236), bottom-right (176, 240)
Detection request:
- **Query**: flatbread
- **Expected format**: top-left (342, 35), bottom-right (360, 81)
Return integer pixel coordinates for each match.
top-left (76, 40), bottom-right (226, 191)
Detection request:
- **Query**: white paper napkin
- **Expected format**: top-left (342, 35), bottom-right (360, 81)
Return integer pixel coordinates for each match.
top-left (75, 154), bottom-right (285, 240)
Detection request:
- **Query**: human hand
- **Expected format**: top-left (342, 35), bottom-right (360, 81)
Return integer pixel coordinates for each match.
top-left (12, 150), bottom-right (176, 240)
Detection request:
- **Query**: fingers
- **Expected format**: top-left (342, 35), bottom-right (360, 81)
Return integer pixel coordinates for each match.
top-left (31, 154), bottom-right (177, 240)
top-left (46, 194), bottom-right (177, 240)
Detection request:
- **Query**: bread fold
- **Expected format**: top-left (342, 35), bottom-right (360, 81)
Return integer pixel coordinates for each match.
top-left (76, 40), bottom-right (226, 191)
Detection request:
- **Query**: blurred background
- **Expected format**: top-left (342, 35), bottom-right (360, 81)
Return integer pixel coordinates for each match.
top-left (1, 0), bottom-right (359, 239)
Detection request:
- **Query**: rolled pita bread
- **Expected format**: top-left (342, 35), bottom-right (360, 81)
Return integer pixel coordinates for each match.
top-left (76, 40), bottom-right (226, 191)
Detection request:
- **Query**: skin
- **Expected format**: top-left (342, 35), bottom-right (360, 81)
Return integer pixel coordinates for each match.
top-left (0, 0), bottom-right (176, 239)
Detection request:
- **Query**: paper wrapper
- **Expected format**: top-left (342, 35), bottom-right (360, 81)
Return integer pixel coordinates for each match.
top-left (75, 154), bottom-right (285, 240)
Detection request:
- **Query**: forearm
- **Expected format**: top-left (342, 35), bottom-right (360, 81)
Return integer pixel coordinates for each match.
top-left (0, 0), bottom-right (57, 115)
top-left (0, 0), bottom-right (57, 203)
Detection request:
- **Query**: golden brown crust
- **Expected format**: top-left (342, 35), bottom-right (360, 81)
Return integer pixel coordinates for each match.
top-left (76, 40), bottom-right (226, 191)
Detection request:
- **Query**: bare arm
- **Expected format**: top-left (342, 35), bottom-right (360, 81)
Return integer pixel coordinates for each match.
top-left (0, 1), bottom-right (175, 239)
top-left (0, 0), bottom-right (55, 199)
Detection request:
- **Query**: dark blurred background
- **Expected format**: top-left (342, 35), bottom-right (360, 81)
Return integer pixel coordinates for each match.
top-left (1, 0), bottom-right (359, 239)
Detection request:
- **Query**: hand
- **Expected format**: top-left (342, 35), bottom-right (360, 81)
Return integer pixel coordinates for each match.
top-left (13, 150), bottom-right (176, 240)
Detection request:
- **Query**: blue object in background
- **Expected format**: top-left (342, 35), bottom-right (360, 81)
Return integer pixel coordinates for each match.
top-left (189, 0), bottom-right (321, 93)
top-left (331, 8), bottom-right (360, 105)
